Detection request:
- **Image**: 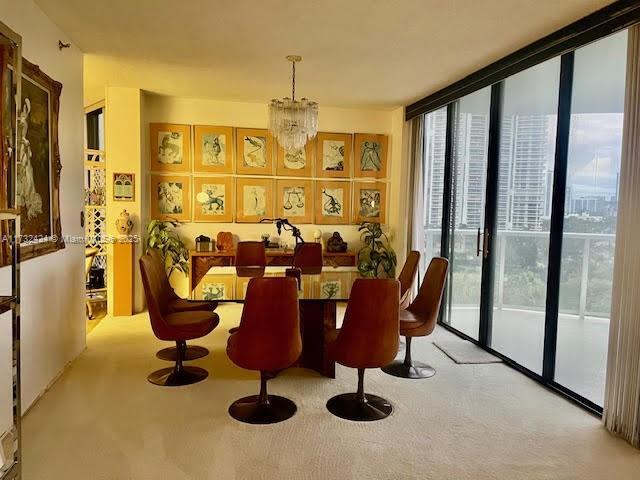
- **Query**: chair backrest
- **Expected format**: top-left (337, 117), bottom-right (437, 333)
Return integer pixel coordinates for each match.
top-left (408, 257), bottom-right (449, 332)
top-left (398, 250), bottom-right (421, 307)
top-left (139, 253), bottom-right (171, 339)
top-left (293, 242), bottom-right (323, 274)
top-left (334, 278), bottom-right (400, 369)
top-left (235, 241), bottom-right (267, 277)
top-left (147, 248), bottom-right (177, 300)
top-left (85, 247), bottom-right (100, 280)
top-left (233, 277), bottom-right (302, 371)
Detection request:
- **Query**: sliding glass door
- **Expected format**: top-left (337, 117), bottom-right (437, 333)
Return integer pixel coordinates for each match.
top-left (422, 30), bottom-right (629, 412)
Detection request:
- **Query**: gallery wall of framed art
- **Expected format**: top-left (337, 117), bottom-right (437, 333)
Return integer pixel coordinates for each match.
top-left (148, 122), bottom-right (391, 226)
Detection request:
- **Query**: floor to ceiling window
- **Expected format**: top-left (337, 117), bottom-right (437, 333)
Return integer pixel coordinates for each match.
top-left (419, 28), bottom-right (630, 412)
top-left (554, 30), bottom-right (627, 405)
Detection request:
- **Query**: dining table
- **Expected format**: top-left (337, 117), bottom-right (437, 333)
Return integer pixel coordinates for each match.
top-left (191, 266), bottom-right (361, 378)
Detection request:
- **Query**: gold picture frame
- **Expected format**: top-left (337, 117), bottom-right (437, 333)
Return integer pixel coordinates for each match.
top-left (195, 274), bottom-right (235, 301)
top-left (193, 125), bottom-right (234, 174)
top-left (276, 179), bottom-right (314, 224)
top-left (235, 128), bottom-right (273, 175)
top-left (113, 172), bottom-right (135, 201)
top-left (276, 140), bottom-right (314, 177)
top-left (315, 132), bottom-right (352, 178)
top-left (193, 176), bottom-right (234, 222)
top-left (150, 123), bottom-right (191, 173)
top-left (150, 174), bottom-right (192, 222)
top-left (353, 181), bottom-right (387, 224)
top-left (314, 180), bottom-right (351, 225)
top-left (236, 177), bottom-right (274, 223)
top-left (354, 133), bottom-right (388, 178)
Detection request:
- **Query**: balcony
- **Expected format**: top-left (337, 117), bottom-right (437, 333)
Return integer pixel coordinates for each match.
top-left (423, 228), bottom-right (614, 405)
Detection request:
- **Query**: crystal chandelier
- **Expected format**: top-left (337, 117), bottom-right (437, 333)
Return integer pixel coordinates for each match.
top-left (268, 55), bottom-right (318, 152)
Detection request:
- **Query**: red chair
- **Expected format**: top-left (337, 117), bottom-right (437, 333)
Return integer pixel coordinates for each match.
top-left (227, 277), bottom-right (301, 424)
top-left (292, 242), bottom-right (323, 274)
top-left (327, 278), bottom-right (400, 421)
top-left (147, 248), bottom-right (216, 361)
top-left (398, 250), bottom-right (421, 309)
top-left (382, 257), bottom-right (448, 379)
top-left (140, 253), bottom-right (219, 386)
top-left (235, 241), bottom-right (266, 278)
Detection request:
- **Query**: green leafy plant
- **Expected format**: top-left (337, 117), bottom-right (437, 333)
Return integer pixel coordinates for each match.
top-left (357, 222), bottom-right (397, 278)
top-left (146, 219), bottom-right (189, 277)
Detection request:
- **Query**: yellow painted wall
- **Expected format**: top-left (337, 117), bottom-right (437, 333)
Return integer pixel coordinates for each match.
top-left (102, 91), bottom-right (409, 301)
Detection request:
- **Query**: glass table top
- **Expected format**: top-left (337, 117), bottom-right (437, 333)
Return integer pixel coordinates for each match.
top-left (191, 266), bottom-right (359, 302)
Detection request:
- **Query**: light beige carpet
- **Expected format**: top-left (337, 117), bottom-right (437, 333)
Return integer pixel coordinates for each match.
top-left (22, 304), bottom-right (640, 479)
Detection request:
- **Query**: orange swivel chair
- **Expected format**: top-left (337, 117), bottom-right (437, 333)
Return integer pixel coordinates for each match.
top-left (140, 253), bottom-right (220, 386)
top-left (235, 241), bottom-right (267, 278)
top-left (382, 257), bottom-right (448, 379)
top-left (327, 279), bottom-right (400, 421)
top-left (147, 248), bottom-right (217, 361)
top-left (398, 250), bottom-right (421, 309)
top-left (292, 242), bottom-right (323, 274)
top-left (227, 277), bottom-right (302, 424)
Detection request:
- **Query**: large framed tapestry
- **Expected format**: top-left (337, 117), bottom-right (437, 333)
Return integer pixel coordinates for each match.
top-left (17, 58), bottom-right (64, 260)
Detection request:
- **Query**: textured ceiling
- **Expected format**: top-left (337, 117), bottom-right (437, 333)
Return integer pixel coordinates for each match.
top-left (34, 0), bottom-right (613, 108)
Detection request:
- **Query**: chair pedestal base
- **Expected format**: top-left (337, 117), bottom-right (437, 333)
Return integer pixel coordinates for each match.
top-left (156, 345), bottom-right (209, 361)
top-left (147, 366), bottom-right (208, 386)
top-left (381, 360), bottom-right (436, 379)
top-left (228, 395), bottom-right (297, 424)
top-left (326, 393), bottom-right (393, 421)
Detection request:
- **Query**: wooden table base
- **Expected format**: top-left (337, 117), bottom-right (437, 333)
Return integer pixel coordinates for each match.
top-left (298, 300), bottom-right (336, 378)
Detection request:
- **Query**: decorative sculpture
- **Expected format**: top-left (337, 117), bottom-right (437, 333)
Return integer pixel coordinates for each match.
top-left (326, 232), bottom-right (347, 253)
top-left (115, 209), bottom-right (133, 235)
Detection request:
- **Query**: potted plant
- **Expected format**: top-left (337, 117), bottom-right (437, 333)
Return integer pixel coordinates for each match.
top-left (145, 219), bottom-right (189, 276)
top-left (357, 222), bottom-right (397, 278)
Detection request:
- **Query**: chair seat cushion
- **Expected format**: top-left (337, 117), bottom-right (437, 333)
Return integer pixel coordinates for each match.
top-left (399, 309), bottom-right (428, 336)
top-left (168, 298), bottom-right (217, 313)
top-left (163, 311), bottom-right (219, 340)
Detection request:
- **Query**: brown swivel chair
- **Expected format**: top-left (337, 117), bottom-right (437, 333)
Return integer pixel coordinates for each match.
top-left (398, 250), bottom-right (421, 309)
top-left (382, 257), bottom-right (448, 379)
top-left (235, 241), bottom-right (267, 278)
top-left (327, 278), bottom-right (400, 421)
top-left (140, 253), bottom-right (220, 386)
top-left (148, 248), bottom-right (217, 361)
top-left (227, 277), bottom-right (301, 424)
top-left (292, 242), bottom-right (323, 274)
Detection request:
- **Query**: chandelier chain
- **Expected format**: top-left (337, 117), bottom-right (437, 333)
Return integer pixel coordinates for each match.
top-left (291, 60), bottom-right (296, 101)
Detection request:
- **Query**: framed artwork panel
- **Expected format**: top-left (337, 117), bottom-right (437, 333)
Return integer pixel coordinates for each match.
top-left (193, 176), bottom-right (234, 222)
top-left (312, 272), bottom-right (351, 300)
top-left (315, 132), bottom-right (352, 178)
top-left (276, 179), bottom-right (313, 224)
top-left (353, 181), bottom-right (387, 224)
top-left (235, 128), bottom-right (273, 175)
top-left (354, 133), bottom-right (388, 178)
top-left (193, 125), bottom-right (234, 173)
top-left (195, 274), bottom-right (235, 301)
top-left (150, 123), bottom-right (191, 173)
top-left (150, 174), bottom-right (192, 222)
top-left (314, 180), bottom-right (351, 225)
top-left (276, 140), bottom-right (314, 177)
top-left (235, 177), bottom-right (274, 223)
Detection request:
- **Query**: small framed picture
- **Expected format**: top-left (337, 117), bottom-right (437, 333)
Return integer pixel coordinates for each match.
top-left (193, 125), bottom-right (234, 174)
top-left (236, 177), bottom-right (274, 223)
top-left (193, 176), bottom-right (234, 222)
top-left (236, 128), bottom-right (274, 175)
top-left (276, 179), bottom-right (314, 224)
top-left (315, 132), bottom-right (352, 178)
top-left (113, 172), bottom-right (135, 201)
top-left (276, 141), bottom-right (314, 177)
top-left (314, 180), bottom-right (351, 225)
top-left (195, 274), bottom-right (235, 301)
top-left (150, 174), bottom-right (191, 222)
top-left (354, 133), bottom-right (388, 178)
top-left (150, 123), bottom-right (191, 173)
top-left (353, 181), bottom-right (387, 224)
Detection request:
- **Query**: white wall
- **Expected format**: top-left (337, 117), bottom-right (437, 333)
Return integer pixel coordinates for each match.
top-left (0, 0), bottom-right (85, 419)
top-left (142, 94), bottom-right (405, 297)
